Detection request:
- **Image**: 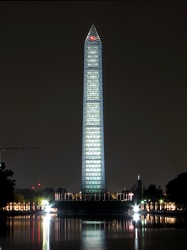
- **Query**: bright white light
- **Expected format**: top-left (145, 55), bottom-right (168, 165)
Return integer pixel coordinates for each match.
top-left (133, 213), bottom-right (140, 222)
top-left (42, 200), bottom-right (51, 213)
top-left (45, 205), bottom-right (51, 213)
top-left (42, 200), bottom-right (49, 206)
top-left (133, 205), bottom-right (140, 213)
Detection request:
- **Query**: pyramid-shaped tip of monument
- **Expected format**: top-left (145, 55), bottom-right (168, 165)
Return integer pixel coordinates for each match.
top-left (86, 24), bottom-right (101, 42)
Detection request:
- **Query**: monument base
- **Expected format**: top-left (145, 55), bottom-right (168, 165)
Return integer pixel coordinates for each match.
top-left (54, 200), bottom-right (133, 215)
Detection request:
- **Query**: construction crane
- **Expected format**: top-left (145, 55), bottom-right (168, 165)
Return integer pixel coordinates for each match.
top-left (0, 145), bottom-right (40, 164)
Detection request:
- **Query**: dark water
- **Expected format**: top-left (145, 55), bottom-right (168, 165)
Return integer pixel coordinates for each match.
top-left (0, 213), bottom-right (187, 250)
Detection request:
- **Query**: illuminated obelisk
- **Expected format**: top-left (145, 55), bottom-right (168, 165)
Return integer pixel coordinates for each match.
top-left (82, 24), bottom-right (105, 200)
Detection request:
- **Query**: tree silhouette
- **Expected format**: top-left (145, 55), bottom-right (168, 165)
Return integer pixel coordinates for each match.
top-left (166, 172), bottom-right (187, 208)
top-left (0, 162), bottom-right (15, 208)
top-left (144, 184), bottom-right (163, 202)
top-left (15, 188), bottom-right (39, 202)
top-left (42, 188), bottom-right (55, 202)
top-left (56, 187), bottom-right (67, 193)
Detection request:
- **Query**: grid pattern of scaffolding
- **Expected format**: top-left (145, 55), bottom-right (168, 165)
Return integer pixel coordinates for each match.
top-left (82, 24), bottom-right (105, 199)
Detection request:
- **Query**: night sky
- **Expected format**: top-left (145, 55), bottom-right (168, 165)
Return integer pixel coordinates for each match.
top-left (0, 1), bottom-right (187, 192)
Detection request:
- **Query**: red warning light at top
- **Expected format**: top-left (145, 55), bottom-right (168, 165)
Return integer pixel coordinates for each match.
top-left (89, 36), bottom-right (96, 41)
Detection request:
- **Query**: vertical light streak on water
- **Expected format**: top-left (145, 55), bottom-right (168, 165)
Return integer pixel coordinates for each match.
top-left (81, 221), bottom-right (106, 250)
top-left (42, 214), bottom-right (51, 250)
top-left (134, 228), bottom-right (139, 250)
top-left (142, 228), bottom-right (145, 250)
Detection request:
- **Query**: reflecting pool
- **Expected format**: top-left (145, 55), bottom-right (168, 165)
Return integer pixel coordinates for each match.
top-left (0, 214), bottom-right (187, 250)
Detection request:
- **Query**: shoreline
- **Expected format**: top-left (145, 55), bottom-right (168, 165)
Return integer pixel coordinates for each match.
top-left (1, 209), bottom-right (187, 218)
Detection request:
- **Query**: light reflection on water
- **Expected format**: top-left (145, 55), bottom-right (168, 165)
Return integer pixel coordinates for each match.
top-left (42, 214), bottom-right (50, 250)
top-left (81, 221), bottom-right (106, 250)
top-left (0, 214), bottom-right (187, 250)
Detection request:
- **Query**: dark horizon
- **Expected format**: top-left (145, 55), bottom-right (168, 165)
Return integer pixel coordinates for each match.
top-left (0, 1), bottom-right (187, 192)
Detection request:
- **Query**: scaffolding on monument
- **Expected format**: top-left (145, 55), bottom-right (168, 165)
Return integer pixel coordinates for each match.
top-left (82, 24), bottom-right (105, 199)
